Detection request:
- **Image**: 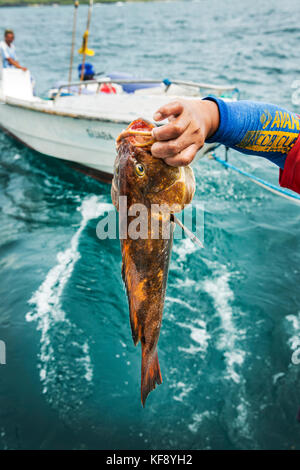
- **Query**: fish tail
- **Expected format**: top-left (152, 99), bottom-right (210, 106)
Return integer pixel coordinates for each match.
top-left (141, 345), bottom-right (162, 407)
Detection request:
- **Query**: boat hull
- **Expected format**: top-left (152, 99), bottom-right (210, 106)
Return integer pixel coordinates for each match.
top-left (0, 99), bottom-right (217, 180)
top-left (0, 100), bottom-right (125, 174)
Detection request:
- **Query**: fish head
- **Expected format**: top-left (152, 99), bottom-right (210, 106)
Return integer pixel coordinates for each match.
top-left (111, 118), bottom-right (195, 212)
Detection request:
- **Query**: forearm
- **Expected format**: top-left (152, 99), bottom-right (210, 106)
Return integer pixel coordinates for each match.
top-left (204, 98), bottom-right (300, 169)
top-left (7, 57), bottom-right (24, 70)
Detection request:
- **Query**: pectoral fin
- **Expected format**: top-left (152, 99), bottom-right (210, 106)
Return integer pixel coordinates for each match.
top-left (172, 215), bottom-right (204, 249)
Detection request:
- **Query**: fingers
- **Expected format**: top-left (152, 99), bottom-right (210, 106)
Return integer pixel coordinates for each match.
top-left (151, 99), bottom-right (203, 166)
top-left (152, 115), bottom-right (190, 142)
top-left (153, 101), bottom-right (184, 122)
top-left (151, 125), bottom-right (195, 158)
top-left (164, 144), bottom-right (199, 167)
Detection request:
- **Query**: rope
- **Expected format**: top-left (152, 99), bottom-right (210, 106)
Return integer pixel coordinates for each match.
top-left (211, 153), bottom-right (300, 206)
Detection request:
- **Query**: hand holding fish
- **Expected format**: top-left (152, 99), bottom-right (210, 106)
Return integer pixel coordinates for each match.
top-left (151, 99), bottom-right (220, 166)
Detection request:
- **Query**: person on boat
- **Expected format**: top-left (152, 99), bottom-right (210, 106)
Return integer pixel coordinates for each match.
top-left (151, 98), bottom-right (300, 195)
top-left (0, 29), bottom-right (27, 71)
top-left (78, 62), bottom-right (95, 81)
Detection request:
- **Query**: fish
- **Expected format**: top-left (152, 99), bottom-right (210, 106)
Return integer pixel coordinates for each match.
top-left (111, 118), bottom-right (196, 406)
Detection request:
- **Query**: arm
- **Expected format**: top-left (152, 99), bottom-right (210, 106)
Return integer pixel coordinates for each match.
top-left (7, 57), bottom-right (27, 71)
top-left (152, 98), bottom-right (300, 168)
top-left (204, 97), bottom-right (299, 169)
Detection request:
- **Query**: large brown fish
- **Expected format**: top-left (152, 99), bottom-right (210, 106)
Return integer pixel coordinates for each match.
top-left (111, 118), bottom-right (195, 406)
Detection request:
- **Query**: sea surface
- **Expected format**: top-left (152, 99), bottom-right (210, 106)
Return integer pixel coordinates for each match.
top-left (1, 0), bottom-right (300, 450)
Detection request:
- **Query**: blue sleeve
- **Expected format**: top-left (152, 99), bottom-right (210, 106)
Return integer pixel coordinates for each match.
top-left (204, 97), bottom-right (300, 169)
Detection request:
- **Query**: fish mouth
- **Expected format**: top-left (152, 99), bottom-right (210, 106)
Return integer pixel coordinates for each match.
top-left (116, 119), bottom-right (155, 148)
top-left (117, 129), bottom-right (155, 148)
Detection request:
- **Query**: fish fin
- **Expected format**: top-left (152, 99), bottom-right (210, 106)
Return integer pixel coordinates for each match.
top-left (171, 214), bottom-right (204, 249)
top-left (129, 313), bottom-right (139, 346)
top-left (141, 346), bottom-right (162, 407)
top-left (121, 259), bottom-right (139, 346)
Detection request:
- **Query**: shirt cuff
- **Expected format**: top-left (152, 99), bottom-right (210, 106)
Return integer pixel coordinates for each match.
top-left (203, 97), bottom-right (228, 143)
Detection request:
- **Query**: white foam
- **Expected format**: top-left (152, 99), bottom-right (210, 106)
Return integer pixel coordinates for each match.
top-left (0, 427), bottom-right (7, 450)
top-left (188, 411), bottom-right (212, 433)
top-left (77, 341), bottom-right (94, 382)
top-left (172, 381), bottom-right (193, 403)
top-left (176, 277), bottom-right (197, 289)
top-left (165, 294), bottom-right (210, 357)
top-left (26, 195), bottom-right (112, 392)
top-left (201, 264), bottom-right (254, 444)
top-left (177, 319), bottom-right (210, 356)
top-left (286, 313), bottom-right (300, 350)
top-left (165, 296), bottom-right (198, 313)
top-left (234, 396), bottom-right (251, 440)
top-left (273, 372), bottom-right (285, 385)
top-left (203, 267), bottom-right (245, 383)
top-left (173, 238), bottom-right (198, 263)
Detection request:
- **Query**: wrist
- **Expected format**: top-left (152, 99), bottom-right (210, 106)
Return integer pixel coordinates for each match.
top-left (199, 99), bottom-right (220, 139)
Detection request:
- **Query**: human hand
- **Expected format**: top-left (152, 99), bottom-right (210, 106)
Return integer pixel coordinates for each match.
top-left (151, 99), bottom-right (219, 166)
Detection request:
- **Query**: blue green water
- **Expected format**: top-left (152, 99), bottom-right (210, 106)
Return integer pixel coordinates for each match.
top-left (1, 0), bottom-right (300, 450)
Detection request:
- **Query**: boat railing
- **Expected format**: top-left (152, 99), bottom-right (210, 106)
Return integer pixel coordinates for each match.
top-left (54, 78), bottom-right (239, 101)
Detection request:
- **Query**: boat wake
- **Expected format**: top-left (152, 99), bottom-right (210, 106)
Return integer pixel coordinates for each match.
top-left (202, 262), bottom-right (253, 446)
top-left (285, 312), bottom-right (300, 356)
top-left (203, 268), bottom-right (246, 384)
top-left (26, 195), bottom-right (113, 419)
top-left (170, 237), bottom-right (254, 446)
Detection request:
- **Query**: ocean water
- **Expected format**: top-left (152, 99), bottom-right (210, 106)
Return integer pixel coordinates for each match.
top-left (1, 0), bottom-right (300, 450)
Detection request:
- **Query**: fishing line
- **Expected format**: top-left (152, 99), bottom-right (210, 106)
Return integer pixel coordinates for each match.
top-left (211, 153), bottom-right (300, 206)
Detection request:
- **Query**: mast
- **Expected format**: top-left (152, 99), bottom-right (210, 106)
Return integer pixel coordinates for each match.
top-left (68, 1), bottom-right (79, 88)
top-left (79, 0), bottom-right (94, 83)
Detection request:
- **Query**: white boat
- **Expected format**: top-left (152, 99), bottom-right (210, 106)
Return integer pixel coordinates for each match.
top-left (0, 67), bottom-right (238, 182)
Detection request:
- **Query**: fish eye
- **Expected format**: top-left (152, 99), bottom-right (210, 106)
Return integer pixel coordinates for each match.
top-left (135, 163), bottom-right (145, 177)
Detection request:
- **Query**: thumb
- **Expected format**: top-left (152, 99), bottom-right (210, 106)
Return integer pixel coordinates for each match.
top-left (153, 101), bottom-right (184, 122)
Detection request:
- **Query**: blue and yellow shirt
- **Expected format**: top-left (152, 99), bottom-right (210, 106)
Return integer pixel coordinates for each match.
top-left (205, 97), bottom-right (300, 169)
